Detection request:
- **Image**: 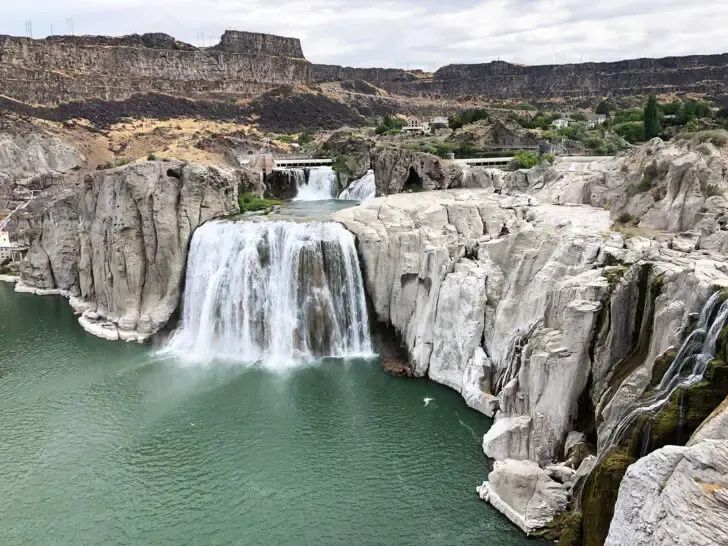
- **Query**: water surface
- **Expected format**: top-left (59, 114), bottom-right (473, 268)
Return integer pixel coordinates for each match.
top-left (0, 283), bottom-right (536, 545)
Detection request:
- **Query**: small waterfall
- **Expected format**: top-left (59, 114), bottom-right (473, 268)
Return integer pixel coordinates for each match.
top-left (166, 220), bottom-right (372, 365)
top-left (294, 167), bottom-right (338, 201)
top-left (601, 291), bottom-right (728, 455)
top-left (339, 170), bottom-right (376, 202)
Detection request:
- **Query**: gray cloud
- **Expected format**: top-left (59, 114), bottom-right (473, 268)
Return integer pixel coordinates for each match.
top-left (1, 0), bottom-right (727, 70)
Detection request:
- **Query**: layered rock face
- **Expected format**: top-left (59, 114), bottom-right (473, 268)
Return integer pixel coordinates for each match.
top-left (18, 161), bottom-right (240, 340)
top-left (500, 137), bottom-right (728, 252)
top-left (211, 30), bottom-right (304, 58)
top-left (334, 138), bottom-right (728, 537)
top-left (2, 30), bottom-right (727, 107)
top-left (0, 131), bottom-right (84, 210)
top-left (392, 55), bottom-right (728, 98)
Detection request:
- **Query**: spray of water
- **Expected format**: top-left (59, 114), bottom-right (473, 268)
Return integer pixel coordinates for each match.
top-left (165, 220), bottom-right (373, 367)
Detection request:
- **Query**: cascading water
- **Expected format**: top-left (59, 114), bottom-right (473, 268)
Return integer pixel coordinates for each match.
top-left (601, 290), bottom-right (728, 455)
top-left (294, 167), bottom-right (338, 201)
top-left (166, 220), bottom-right (372, 365)
top-left (339, 170), bottom-right (376, 202)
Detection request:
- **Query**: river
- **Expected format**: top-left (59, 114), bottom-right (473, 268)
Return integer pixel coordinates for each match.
top-left (0, 282), bottom-right (537, 545)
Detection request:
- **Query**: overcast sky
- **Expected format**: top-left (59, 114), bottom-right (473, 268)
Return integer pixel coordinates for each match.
top-left (2, 0), bottom-right (727, 71)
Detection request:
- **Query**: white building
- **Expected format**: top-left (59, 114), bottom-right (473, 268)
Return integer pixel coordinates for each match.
top-left (430, 116), bottom-right (449, 127)
top-left (586, 114), bottom-right (607, 128)
top-left (0, 229), bottom-right (28, 263)
top-left (552, 118), bottom-right (573, 129)
top-left (401, 120), bottom-right (432, 136)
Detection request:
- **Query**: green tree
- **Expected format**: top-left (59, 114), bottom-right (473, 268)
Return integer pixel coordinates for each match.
top-left (644, 95), bottom-right (661, 140)
top-left (596, 101), bottom-right (611, 116)
top-left (509, 151), bottom-right (541, 170)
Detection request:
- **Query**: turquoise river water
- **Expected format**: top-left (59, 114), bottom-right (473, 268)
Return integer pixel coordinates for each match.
top-left (0, 283), bottom-right (539, 545)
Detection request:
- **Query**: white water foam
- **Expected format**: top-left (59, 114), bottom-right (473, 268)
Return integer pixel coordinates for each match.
top-left (339, 170), bottom-right (376, 202)
top-left (294, 167), bottom-right (338, 201)
top-left (165, 220), bottom-right (373, 367)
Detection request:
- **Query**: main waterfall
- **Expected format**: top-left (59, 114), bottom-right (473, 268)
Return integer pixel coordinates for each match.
top-left (166, 220), bottom-right (372, 365)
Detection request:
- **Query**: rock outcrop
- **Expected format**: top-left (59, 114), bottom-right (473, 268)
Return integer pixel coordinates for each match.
top-left (0, 131), bottom-right (84, 210)
top-left (371, 148), bottom-right (466, 195)
top-left (3, 30), bottom-right (727, 109)
top-left (477, 459), bottom-right (569, 535)
top-left (19, 161), bottom-right (240, 341)
top-left (391, 55), bottom-right (728, 99)
top-left (333, 179), bottom-right (728, 536)
top-left (606, 440), bottom-right (728, 546)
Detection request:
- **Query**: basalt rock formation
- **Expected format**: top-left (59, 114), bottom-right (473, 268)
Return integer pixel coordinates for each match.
top-left (1, 30), bottom-right (727, 113)
top-left (17, 160), bottom-right (240, 341)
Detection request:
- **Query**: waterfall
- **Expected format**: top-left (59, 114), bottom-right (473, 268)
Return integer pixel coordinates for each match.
top-left (166, 220), bottom-right (373, 365)
top-left (339, 170), bottom-right (376, 202)
top-left (294, 167), bottom-right (338, 201)
top-left (601, 291), bottom-right (728, 454)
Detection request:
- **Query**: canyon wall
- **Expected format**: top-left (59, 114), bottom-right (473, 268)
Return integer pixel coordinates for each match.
top-left (394, 56), bottom-right (728, 98)
top-left (17, 160), bottom-right (241, 341)
top-left (1, 31), bottom-right (727, 108)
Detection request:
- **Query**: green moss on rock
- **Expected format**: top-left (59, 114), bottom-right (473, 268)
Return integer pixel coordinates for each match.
top-left (581, 449), bottom-right (636, 546)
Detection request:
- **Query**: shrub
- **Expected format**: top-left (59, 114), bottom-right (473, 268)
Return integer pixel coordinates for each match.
top-left (277, 135), bottom-right (294, 144)
top-left (147, 152), bottom-right (157, 161)
top-left (617, 212), bottom-right (634, 224)
top-left (298, 132), bottom-right (314, 145)
top-left (540, 153), bottom-right (556, 164)
top-left (238, 193), bottom-right (281, 214)
top-left (448, 108), bottom-right (489, 130)
top-left (694, 130), bottom-right (728, 148)
top-left (596, 101), bottom-right (611, 116)
top-left (509, 151), bottom-right (541, 170)
top-left (614, 122), bottom-right (644, 143)
top-left (613, 108), bottom-right (644, 124)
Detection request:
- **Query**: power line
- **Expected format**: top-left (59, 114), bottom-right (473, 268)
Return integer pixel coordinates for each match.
top-left (24, 20), bottom-right (33, 38)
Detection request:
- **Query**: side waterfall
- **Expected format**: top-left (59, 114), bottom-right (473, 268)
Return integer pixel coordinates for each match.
top-left (166, 220), bottom-right (372, 365)
top-left (339, 170), bottom-right (376, 202)
top-left (602, 291), bottom-right (728, 451)
top-left (294, 167), bottom-right (338, 201)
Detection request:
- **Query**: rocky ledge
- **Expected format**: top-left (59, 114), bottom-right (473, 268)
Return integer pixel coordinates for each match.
top-left (17, 161), bottom-right (241, 341)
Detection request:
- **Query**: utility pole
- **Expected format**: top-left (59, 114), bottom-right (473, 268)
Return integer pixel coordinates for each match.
top-left (66, 18), bottom-right (74, 36)
top-left (25, 20), bottom-right (33, 38)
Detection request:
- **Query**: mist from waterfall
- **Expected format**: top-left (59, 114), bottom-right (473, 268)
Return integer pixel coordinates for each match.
top-left (339, 170), bottom-right (376, 202)
top-left (165, 220), bottom-right (372, 366)
top-left (294, 167), bottom-right (338, 201)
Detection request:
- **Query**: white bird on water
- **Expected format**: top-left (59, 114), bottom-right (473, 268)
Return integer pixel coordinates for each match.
top-left (423, 397), bottom-right (434, 407)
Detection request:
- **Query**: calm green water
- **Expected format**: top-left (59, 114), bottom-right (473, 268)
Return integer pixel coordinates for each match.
top-left (0, 283), bottom-right (536, 545)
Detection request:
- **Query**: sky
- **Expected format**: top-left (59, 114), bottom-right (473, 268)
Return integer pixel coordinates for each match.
top-left (2, 0), bottom-right (727, 71)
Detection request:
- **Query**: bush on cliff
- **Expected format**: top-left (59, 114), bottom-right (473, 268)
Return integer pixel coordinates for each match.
top-left (509, 150), bottom-right (541, 170)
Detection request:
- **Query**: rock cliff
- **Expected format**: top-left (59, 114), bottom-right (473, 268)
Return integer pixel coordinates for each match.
top-left (333, 137), bottom-right (728, 540)
top-left (18, 161), bottom-right (240, 341)
top-left (1, 30), bottom-right (727, 108)
top-left (393, 55), bottom-right (728, 98)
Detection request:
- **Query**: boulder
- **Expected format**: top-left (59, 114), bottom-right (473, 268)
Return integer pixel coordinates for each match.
top-left (479, 459), bottom-right (569, 535)
top-left (606, 440), bottom-right (728, 546)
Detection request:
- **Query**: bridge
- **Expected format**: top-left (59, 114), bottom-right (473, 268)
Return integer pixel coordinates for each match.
top-left (454, 157), bottom-right (513, 167)
top-left (273, 158), bottom-right (333, 169)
